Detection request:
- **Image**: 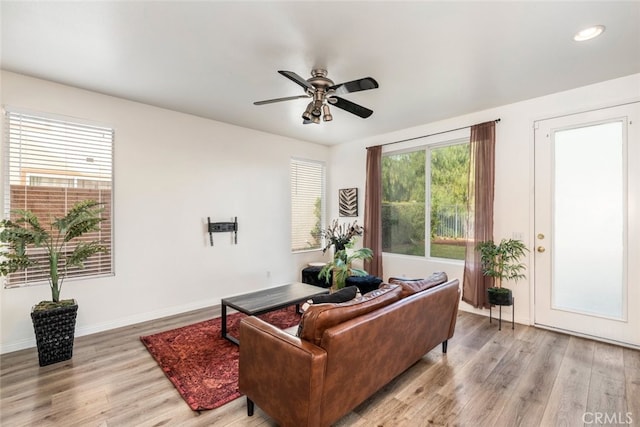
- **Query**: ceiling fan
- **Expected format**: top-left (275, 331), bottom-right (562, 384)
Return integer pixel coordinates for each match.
top-left (253, 69), bottom-right (379, 124)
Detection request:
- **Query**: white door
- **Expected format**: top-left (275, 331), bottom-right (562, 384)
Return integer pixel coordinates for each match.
top-left (534, 102), bottom-right (640, 347)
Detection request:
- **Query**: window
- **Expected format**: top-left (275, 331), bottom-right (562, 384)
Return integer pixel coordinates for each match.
top-left (382, 150), bottom-right (426, 256)
top-left (382, 140), bottom-right (469, 260)
top-left (290, 158), bottom-right (325, 252)
top-left (3, 109), bottom-right (114, 287)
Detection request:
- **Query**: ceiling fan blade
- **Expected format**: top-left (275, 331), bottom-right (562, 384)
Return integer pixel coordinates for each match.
top-left (328, 77), bottom-right (378, 95)
top-left (328, 96), bottom-right (374, 118)
top-left (253, 94), bottom-right (311, 105)
top-left (278, 70), bottom-right (314, 91)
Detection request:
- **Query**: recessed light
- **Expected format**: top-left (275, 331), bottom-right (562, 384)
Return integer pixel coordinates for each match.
top-left (574, 25), bottom-right (605, 41)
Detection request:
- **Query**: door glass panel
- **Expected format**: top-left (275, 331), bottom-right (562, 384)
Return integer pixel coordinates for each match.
top-left (553, 121), bottom-right (624, 319)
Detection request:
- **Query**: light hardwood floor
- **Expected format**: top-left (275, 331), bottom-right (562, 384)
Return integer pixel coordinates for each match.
top-left (1, 308), bottom-right (638, 427)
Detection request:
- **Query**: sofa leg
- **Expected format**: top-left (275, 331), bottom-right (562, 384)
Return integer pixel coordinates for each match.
top-left (247, 397), bottom-right (254, 416)
top-left (442, 340), bottom-right (448, 353)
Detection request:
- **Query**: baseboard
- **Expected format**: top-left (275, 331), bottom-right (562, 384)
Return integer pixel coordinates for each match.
top-left (458, 302), bottom-right (529, 326)
top-left (1, 337), bottom-right (36, 354)
top-left (75, 297), bottom-right (221, 338)
top-left (0, 297), bottom-right (222, 354)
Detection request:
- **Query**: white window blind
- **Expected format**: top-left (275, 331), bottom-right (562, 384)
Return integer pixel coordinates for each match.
top-left (3, 109), bottom-right (114, 287)
top-left (290, 158), bottom-right (325, 252)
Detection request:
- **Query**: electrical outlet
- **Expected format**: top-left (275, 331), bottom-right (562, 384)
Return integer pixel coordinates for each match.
top-left (266, 271), bottom-right (271, 278)
top-left (512, 232), bottom-right (524, 240)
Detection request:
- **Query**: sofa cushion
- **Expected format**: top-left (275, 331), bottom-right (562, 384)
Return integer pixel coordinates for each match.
top-left (298, 286), bottom-right (358, 316)
top-left (388, 271), bottom-right (448, 298)
top-left (298, 284), bottom-right (402, 346)
top-left (296, 286), bottom-right (359, 336)
top-left (310, 286), bottom-right (358, 304)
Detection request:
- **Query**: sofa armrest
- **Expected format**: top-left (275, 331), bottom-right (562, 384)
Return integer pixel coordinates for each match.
top-left (447, 280), bottom-right (461, 340)
top-left (239, 316), bottom-right (327, 427)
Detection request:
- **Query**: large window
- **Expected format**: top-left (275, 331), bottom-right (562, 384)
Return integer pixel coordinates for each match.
top-left (290, 158), bottom-right (325, 252)
top-left (382, 150), bottom-right (426, 256)
top-left (382, 140), bottom-right (469, 260)
top-left (3, 109), bottom-right (114, 287)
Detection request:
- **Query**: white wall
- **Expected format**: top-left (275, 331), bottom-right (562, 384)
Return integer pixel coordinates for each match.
top-left (329, 73), bottom-right (640, 325)
top-left (2, 71), bottom-right (638, 353)
top-left (0, 71), bottom-right (329, 353)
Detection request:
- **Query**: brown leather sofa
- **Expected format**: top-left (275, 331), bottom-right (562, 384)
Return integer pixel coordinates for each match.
top-left (239, 275), bottom-right (460, 427)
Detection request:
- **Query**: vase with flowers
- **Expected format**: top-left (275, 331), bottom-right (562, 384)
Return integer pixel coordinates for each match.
top-left (318, 219), bottom-right (373, 291)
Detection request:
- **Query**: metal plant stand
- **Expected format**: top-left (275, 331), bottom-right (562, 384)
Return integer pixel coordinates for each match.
top-left (489, 297), bottom-right (514, 331)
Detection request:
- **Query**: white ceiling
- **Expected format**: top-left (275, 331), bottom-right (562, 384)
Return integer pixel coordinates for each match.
top-left (2, 1), bottom-right (639, 146)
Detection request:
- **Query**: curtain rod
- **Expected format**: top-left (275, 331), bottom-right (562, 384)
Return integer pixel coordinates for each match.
top-left (372, 118), bottom-right (501, 148)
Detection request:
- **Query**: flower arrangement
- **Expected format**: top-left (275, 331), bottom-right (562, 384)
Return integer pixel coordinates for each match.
top-left (320, 219), bottom-right (364, 254)
top-left (319, 219), bottom-right (372, 290)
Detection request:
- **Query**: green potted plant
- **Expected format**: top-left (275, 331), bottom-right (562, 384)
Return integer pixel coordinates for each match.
top-left (319, 246), bottom-right (373, 291)
top-left (477, 238), bottom-right (528, 305)
top-left (318, 219), bottom-right (373, 291)
top-left (0, 200), bottom-right (108, 366)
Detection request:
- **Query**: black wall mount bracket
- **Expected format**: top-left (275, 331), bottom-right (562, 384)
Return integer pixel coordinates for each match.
top-left (207, 217), bottom-right (238, 246)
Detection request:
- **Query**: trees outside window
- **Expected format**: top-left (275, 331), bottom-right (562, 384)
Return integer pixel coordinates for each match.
top-left (382, 140), bottom-right (469, 260)
top-left (382, 150), bottom-right (426, 256)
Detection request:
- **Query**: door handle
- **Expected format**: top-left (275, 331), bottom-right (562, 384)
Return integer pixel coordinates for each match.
top-left (537, 246), bottom-right (546, 253)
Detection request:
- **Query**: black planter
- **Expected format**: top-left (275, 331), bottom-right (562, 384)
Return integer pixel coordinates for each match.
top-left (487, 288), bottom-right (513, 306)
top-left (30, 301), bottom-right (78, 366)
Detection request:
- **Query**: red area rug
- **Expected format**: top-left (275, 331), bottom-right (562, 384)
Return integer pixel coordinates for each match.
top-left (140, 306), bottom-right (300, 411)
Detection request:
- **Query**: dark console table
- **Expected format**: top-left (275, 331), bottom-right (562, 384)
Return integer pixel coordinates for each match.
top-left (301, 265), bottom-right (331, 288)
top-left (301, 266), bottom-right (382, 294)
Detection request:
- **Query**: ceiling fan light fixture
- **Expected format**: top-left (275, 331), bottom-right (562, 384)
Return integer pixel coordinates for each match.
top-left (302, 102), bottom-right (314, 121)
top-left (255, 69), bottom-right (379, 124)
top-left (312, 99), bottom-right (323, 117)
top-left (323, 104), bottom-right (333, 122)
top-left (574, 25), bottom-right (605, 41)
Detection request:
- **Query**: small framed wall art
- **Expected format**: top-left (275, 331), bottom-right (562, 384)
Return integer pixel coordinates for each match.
top-left (339, 188), bottom-right (358, 217)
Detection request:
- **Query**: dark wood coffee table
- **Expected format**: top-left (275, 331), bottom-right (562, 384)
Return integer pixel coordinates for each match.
top-left (221, 282), bottom-right (329, 345)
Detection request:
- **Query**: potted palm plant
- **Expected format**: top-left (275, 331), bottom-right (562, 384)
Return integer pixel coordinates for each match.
top-left (0, 200), bottom-right (108, 366)
top-left (477, 238), bottom-right (528, 305)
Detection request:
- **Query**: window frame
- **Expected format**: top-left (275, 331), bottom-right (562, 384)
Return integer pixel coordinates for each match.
top-left (290, 157), bottom-right (325, 253)
top-left (382, 135), bottom-right (470, 262)
top-left (2, 107), bottom-right (115, 288)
